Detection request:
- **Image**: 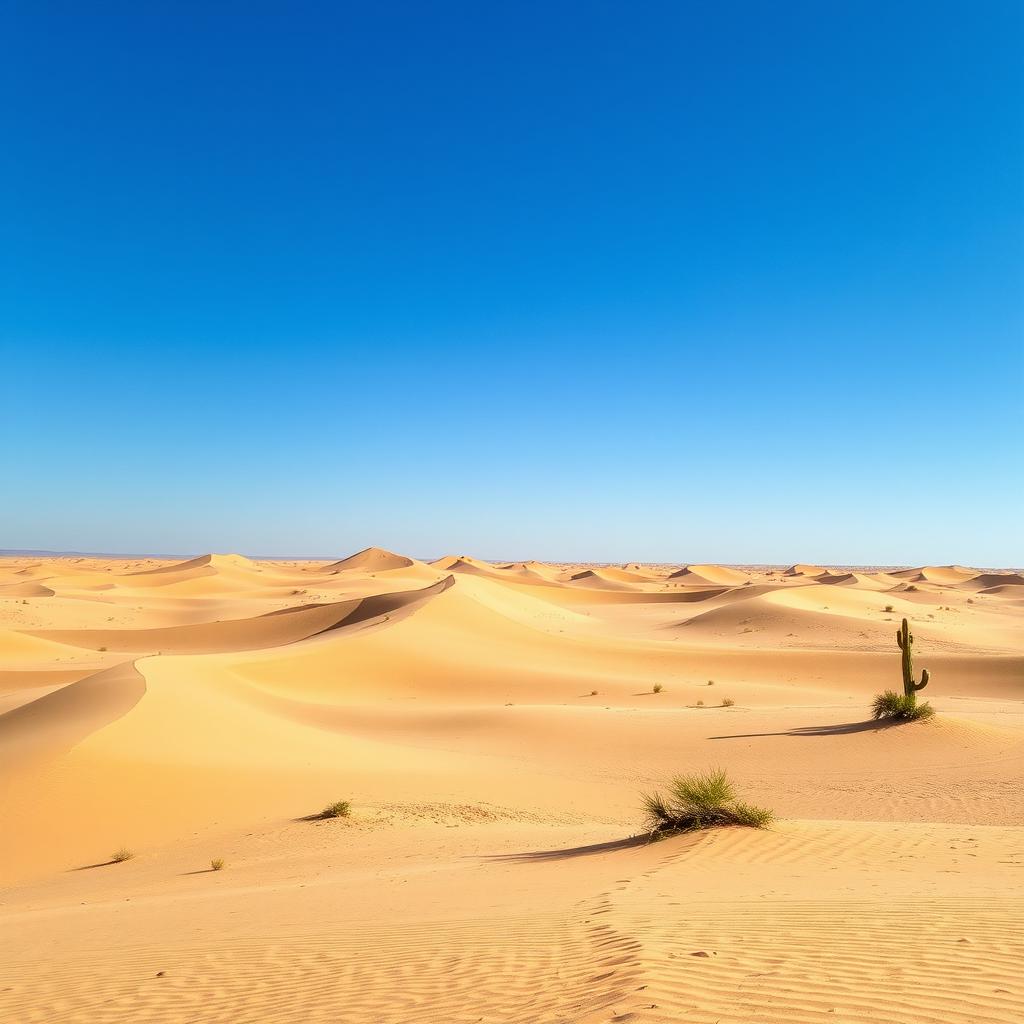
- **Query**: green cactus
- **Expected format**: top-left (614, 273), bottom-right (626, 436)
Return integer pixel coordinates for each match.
top-left (896, 617), bottom-right (930, 701)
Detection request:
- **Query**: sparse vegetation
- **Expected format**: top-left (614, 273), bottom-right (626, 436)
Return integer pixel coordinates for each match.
top-left (695, 699), bottom-right (704, 707)
top-left (720, 697), bottom-right (735, 707)
top-left (871, 618), bottom-right (934, 722)
top-left (652, 683), bottom-right (663, 694)
top-left (707, 680), bottom-right (714, 686)
top-left (884, 604), bottom-right (894, 613)
top-left (210, 858), bottom-right (225, 871)
top-left (319, 800), bottom-right (351, 819)
top-left (642, 769), bottom-right (773, 837)
top-left (98, 646), bottom-right (107, 652)
top-left (590, 690), bottom-right (598, 696)
top-left (110, 848), bottom-right (134, 863)
top-left (872, 690), bottom-right (935, 721)
top-left (906, 584), bottom-right (918, 592)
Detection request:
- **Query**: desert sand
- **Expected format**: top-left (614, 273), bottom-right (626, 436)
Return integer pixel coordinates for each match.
top-left (1, 548), bottom-right (1021, 1023)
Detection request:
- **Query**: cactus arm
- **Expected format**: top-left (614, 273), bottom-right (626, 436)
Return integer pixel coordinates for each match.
top-left (913, 668), bottom-right (930, 692)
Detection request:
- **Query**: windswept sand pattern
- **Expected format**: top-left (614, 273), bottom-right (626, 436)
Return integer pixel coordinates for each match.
top-left (2, 918), bottom-right (643, 1024)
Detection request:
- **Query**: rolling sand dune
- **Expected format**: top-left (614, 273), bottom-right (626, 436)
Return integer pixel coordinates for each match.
top-left (320, 546), bottom-right (417, 573)
top-left (667, 563), bottom-right (752, 586)
top-left (1, 551), bottom-right (1021, 1023)
top-left (785, 562), bottom-right (827, 576)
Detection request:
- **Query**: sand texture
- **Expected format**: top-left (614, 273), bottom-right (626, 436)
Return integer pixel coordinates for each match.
top-left (1, 550), bottom-right (1022, 1023)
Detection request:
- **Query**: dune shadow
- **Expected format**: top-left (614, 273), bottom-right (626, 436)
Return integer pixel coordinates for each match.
top-left (179, 868), bottom-right (218, 875)
top-left (481, 834), bottom-right (648, 863)
top-left (709, 718), bottom-right (904, 740)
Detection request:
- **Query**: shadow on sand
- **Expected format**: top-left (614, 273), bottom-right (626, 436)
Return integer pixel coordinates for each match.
top-left (69, 859), bottom-right (125, 871)
top-left (481, 835), bottom-right (649, 864)
top-left (709, 718), bottom-right (903, 740)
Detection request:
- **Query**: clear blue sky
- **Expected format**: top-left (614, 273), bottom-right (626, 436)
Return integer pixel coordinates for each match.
top-left (2, 3), bottom-right (1022, 565)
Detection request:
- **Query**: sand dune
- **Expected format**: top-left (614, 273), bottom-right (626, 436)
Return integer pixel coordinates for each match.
top-left (667, 563), bottom-right (751, 586)
top-left (24, 576), bottom-right (453, 655)
top-left (1, 551), bottom-right (1021, 1024)
top-left (320, 546), bottom-right (417, 573)
top-left (814, 570), bottom-right (893, 590)
top-left (785, 562), bottom-right (826, 576)
top-left (565, 568), bottom-right (642, 590)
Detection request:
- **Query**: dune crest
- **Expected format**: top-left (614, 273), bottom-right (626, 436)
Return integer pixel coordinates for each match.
top-left (321, 546), bottom-right (417, 573)
top-left (667, 563), bottom-right (751, 585)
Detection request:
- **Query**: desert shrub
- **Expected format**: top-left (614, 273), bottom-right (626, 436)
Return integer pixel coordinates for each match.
top-left (111, 848), bottom-right (134, 863)
top-left (320, 800), bottom-right (351, 819)
top-left (906, 584), bottom-right (918, 592)
top-left (871, 690), bottom-right (935, 722)
top-left (884, 605), bottom-right (894, 613)
top-left (210, 858), bottom-right (225, 871)
top-left (720, 698), bottom-right (735, 707)
top-left (695, 699), bottom-right (704, 707)
top-left (653, 683), bottom-right (663, 694)
top-left (642, 769), bottom-right (773, 837)
top-left (707, 680), bottom-right (714, 686)
top-left (98, 646), bottom-right (107, 652)
top-left (590, 690), bottom-right (598, 696)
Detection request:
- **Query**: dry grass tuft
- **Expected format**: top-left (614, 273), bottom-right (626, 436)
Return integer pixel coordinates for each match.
top-left (642, 769), bottom-right (773, 838)
top-left (319, 800), bottom-right (352, 819)
top-left (871, 691), bottom-right (935, 722)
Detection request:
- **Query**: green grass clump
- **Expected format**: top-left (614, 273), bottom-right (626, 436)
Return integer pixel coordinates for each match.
top-left (642, 769), bottom-right (773, 838)
top-left (652, 683), bottom-right (663, 694)
top-left (871, 691), bottom-right (935, 722)
top-left (210, 858), bottom-right (225, 871)
top-left (320, 800), bottom-right (351, 819)
top-left (110, 848), bottom-right (134, 863)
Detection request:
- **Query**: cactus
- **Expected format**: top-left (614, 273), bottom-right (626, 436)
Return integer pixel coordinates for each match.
top-left (895, 617), bottom-right (930, 701)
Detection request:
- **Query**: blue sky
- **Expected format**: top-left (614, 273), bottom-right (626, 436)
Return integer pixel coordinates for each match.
top-left (2, 3), bottom-right (1022, 564)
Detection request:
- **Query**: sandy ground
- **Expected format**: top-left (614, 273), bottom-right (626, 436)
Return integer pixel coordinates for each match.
top-left (1, 549), bottom-right (1021, 1023)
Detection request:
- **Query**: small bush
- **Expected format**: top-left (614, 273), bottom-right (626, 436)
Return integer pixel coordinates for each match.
top-left (210, 858), bottom-right (225, 871)
top-left (642, 768), bottom-right (773, 837)
top-left (906, 585), bottom-right (918, 592)
top-left (653, 683), bottom-right (663, 694)
top-left (883, 605), bottom-right (894, 613)
top-left (695, 699), bottom-right (704, 707)
top-left (707, 680), bottom-right (714, 686)
top-left (320, 800), bottom-right (351, 819)
top-left (871, 691), bottom-right (935, 722)
top-left (98, 646), bottom-right (107, 652)
top-left (111, 848), bottom-right (134, 863)
top-left (590, 690), bottom-right (598, 696)
top-left (720, 698), bottom-right (735, 707)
